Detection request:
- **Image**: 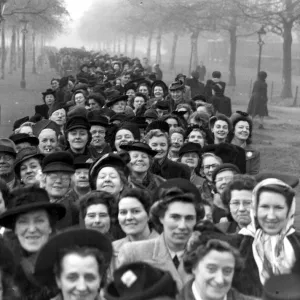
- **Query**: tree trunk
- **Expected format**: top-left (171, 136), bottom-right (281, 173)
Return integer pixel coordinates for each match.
top-left (131, 35), bottom-right (136, 58)
top-left (1, 21), bottom-right (5, 80)
top-left (117, 38), bottom-right (121, 55)
top-left (113, 37), bottom-right (116, 54)
top-left (9, 25), bottom-right (16, 74)
top-left (124, 34), bottom-right (128, 55)
top-left (146, 30), bottom-right (153, 61)
top-left (169, 32), bottom-right (178, 70)
top-left (32, 32), bottom-right (37, 74)
top-left (155, 28), bottom-right (162, 64)
top-left (17, 27), bottom-right (21, 68)
top-left (280, 21), bottom-right (293, 98)
top-left (228, 27), bottom-right (237, 86)
top-left (189, 30), bottom-right (200, 75)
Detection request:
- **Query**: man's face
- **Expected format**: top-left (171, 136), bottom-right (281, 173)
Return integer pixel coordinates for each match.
top-left (170, 89), bottom-right (183, 102)
top-left (90, 125), bottom-right (106, 148)
top-left (121, 74), bottom-right (131, 85)
top-left (0, 152), bottom-right (15, 177)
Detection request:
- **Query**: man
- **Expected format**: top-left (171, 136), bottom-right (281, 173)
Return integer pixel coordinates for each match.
top-left (0, 139), bottom-right (19, 190)
top-left (196, 61), bottom-right (206, 82)
top-left (88, 111), bottom-right (111, 156)
top-left (175, 73), bottom-right (191, 101)
top-left (116, 71), bottom-right (132, 94)
top-left (186, 71), bottom-right (205, 98)
top-left (168, 81), bottom-right (194, 111)
top-left (142, 57), bottom-right (152, 75)
top-left (73, 156), bottom-right (91, 199)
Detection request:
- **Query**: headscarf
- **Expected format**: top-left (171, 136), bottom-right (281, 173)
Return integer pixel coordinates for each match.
top-left (239, 178), bottom-right (296, 285)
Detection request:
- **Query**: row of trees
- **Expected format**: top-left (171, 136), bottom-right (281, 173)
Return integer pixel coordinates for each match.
top-left (0, 0), bottom-right (69, 80)
top-left (77, 0), bottom-right (300, 98)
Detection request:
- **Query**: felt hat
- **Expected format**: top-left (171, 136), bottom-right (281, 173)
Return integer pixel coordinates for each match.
top-left (144, 109), bottom-right (158, 120)
top-left (192, 94), bottom-right (207, 102)
top-left (87, 111), bottom-right (109, 127)
top-left (42, 151), bottom-right (75, 174)
top-left (9, 133), bottom-right (39, 147)
top-left (89, 153), bottom-right (129, 190)
top-left (105, 88), bottom-right (121, 101)
top-left (13, 116), bottom-right (29, 131)
top-left (169, 81), bottom-right (185, 91)
top-left (255, 172), bottom-right (299, 188)
top-left (106, 95), bottom-right (128, 108)
top-left (120, 141), bottom-right (158, 157)
top-left (34, 228), bottom-right (113, 286)
top-left (145, 120), bottom-right (169, 134)
top-left (32, 120), bottom-right (60, 137)
top-left (105, 262), bottom-right (177, 300)
top-left (211, 163), bottom-right (241, 183)
top-left (14, 146), bottom-right (44, 178)
top-left (65, 115), bottom-right (90, 132)
top-left (0, 138), bottom-right (17, 157)
top-left (0, 186), bottom-right (66, 229)
top-left (74, 155), bottom-right (92, 170)
top-left (42, 89), bottom-right (56, 98)
top-left (117, 122), bottom-right (140, 140)
top-left (151, 80), bottom-right (168, 96)
top-left (179, 142), bottom-right (202, 157)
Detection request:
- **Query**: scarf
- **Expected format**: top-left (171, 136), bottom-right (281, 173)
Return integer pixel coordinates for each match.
top-left (239, 178), bottom-right (296, 284)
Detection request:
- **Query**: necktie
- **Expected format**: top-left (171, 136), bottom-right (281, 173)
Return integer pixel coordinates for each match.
top-left (173, 255), bottom-right (180, 269)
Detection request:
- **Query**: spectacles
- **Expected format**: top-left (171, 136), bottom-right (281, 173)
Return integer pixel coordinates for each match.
top-left (48, 174), bottom-right (70, 183)
top-left (0, 154), bottom-right (13, 161)
top-left (171, 138), bottom-right (183, 143)
top-left (203, 164), bottom-right (218, 170)
top-left (229, 201), bottom-right (252, 209)
top-left (215, 176), bottom-right (233, 183)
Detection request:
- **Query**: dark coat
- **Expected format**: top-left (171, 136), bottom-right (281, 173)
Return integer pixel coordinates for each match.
top-left (233, 231), bottom-right (300, 297)
top-left (244, 144), bottom-right (260, 175)
top-left (66, 145), bottom-right (100, 161)
top-left (151, 158), bottom-right (191, 180)
top-left (247, 79), bottom-right (268, 117)
top-left (216, 221), bottom-right (240, 233)
top-left (208, 94), bottom-right (232, 117)
top-left (196, 65), bottom-right (206, 81)
top-left (35, 104), bottom-right (49, 119)
top-left (185, 78), bottom-right (205, 98)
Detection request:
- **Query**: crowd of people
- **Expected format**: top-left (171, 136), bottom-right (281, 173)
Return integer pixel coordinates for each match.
top-left (0, 50), bottom-right (297, 300)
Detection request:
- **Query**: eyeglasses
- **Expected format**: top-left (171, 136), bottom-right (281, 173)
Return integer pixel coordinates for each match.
top-left (203, 164), bottom-right (218, 170)
top-left (171, 138), bottom-right (183, 143)
top-left (229, 200), bottom-right (252, 209)
top-left (48, 174), bottom-right (70, 183)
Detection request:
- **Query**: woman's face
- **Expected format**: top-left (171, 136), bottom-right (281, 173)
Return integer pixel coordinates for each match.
top-left (212, 120), bottom-right (229, 140)
top-left (193, 250), bottom-right (235, 300)
top-left (202, 156), bottom-right (221, 182)
top-left (188, 130), bottom-right (205, 147)
top-left (45, 94), bottom-right (55, 106)
top-left (84, 204), bottom-right (110, 234)
top-left (114, 129), bottom-right (134, 151)
top-left (96, 167), bottom-right (123, 196)
top-left (126, 89), bottom-right (135, 100)
top-left (166, 118), bottom-right (178, 131)
top-left (45, 172), bottom-right (71, 199)
top-left (50, 109), bottom-right (66, 126)
top-left (234, 121), bottom-right (250, 142)
top-left (170, 133), bottom-right (184, 152)
top-left (229, 190), bottom-right (252, 227)
top-left (148, 136), bottom-right (168, 161)
top-left (138, 85), bottom-right (149, 96)
top-left (203, 205), bottom-right (213, 222)
top-left (51, 80), bottom-right (59, 90)
top-left (15, 209), bottom-right (52, 253)
top-left (67, 129), bottom-right (89, 151)
top-left (133, 96), bottom-right (145, 110)
top-left (73, 168), bottom-right (90, 189)
top-left (257, 191), bottom-right (289, 235)
top-left (19, 126), bottom-right (33, 136)
top-left (74, 93), bottom-right (86, 107)
top-left (56, 253), bottom-right (101, 300)
top-left (111, 101), bottom-right (126, 114)
top-left (181, 152), bottom-right (199, 169)
top-left (154, 86), bottom-right (164, 98)
top-left (38, 129), bottom-right (58, 154)
top-left (88, 99), bottom-right (101, 111)
top-left (0, 191), bottom-right (6, 214)
top-left (170, 89), bottom-right (183, 102)
top-left (20, 158), bottom-right (42, 186)
top-left (118, 197), bottom-right (149, 237)
top-left (129, 151), bottom-right (150, 174)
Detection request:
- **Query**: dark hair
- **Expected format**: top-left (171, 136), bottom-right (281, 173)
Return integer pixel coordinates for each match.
top-left (183, 238), bottom-right (243, 274)
top-left (134, 92), bottom-right (147, 102)
top-left (212, 71), bottom-right (221, 79)
top-left (221, 174), bottom-right (256, 208)
top-left (0, 178), bottom-right (10, 207)
top-left (137, 83), bottom-right (150, 95)
top-left (119, 188), bottom-right (152, 215)
top-left (88, 93), bottom-right (105, 107)
top-left (80, 191), bottom-right (114, 219)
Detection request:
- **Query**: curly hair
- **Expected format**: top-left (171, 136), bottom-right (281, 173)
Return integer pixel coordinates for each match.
top-left (144, 129), bottom-right (169, 147)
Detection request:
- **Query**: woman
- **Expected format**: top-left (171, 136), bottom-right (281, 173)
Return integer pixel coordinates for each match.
top-left (147, 80), bottom-right (169, 108)
top-left (51, 78), bottom-right (60, 91)
top-left (34, 89), bottom-right (56, 119)
top-left (247, 71), bottom-right (268, 129)
top-left (0, 186), bottom-right (66, 300)
top-left (113, 122), bottom-right (140, 152)
top-left (179, 222), bottom-right (257, 300)
top-left (229, 111), bottom-right (260, 175)
top-left (106, 95), bottom-right (128, 114)
top-left (120, 141), bottom-right (165, 192)
top-left (88, 93), bottom-right (105, 111)
top-left (209, 114), bottom-right (232, 144)
top-left (74, 90), bottom-right (88, 108)
top-left (161, 114), bottom-right (185, 132)
top-left (0, 178), bottom-right (9, 216)
top-left (217, 174), bottom-right (256, 233)
top-left (34, 228), bottom-right (113, 300)
top-left (80, 190), bottom-right (113, 237)
top-left (168, 127), bottom-right (185, 162)
top-left (236, 178), bottom-right (300, 297)
top-left (185, 125), bottom-right (207, 147)
top-left (178, 142), bottom-right (203, 187)
top-left (132, 93), bottom-right (147, 116)
top-left (137, 82), bottom-right (150, 99)
top-left (117, 187), bottom-right (203, 290)
top-left (14, 147), bottom-right (44, 186)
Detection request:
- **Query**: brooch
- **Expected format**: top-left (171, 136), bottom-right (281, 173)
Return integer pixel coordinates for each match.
top-left (246, 152), bottom-right (253, 158)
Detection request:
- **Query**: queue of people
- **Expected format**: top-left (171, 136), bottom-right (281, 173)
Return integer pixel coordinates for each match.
top-left (0, 51), bottom-right (296, 300)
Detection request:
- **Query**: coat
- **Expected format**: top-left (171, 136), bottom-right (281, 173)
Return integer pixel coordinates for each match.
top-left (35, 104), bottom-right (49, 119)
top-left (234, 231), bottom-right (300, 297)
top-left (177, 280), bottom-right (258, 300)
top-left (185, 78), bottom-right (205, 98)
top-left (117, 234), bottom-right (193, 290)
top-left (244, 144), bottom-right (260, 175)
top-left (151, 158), bottom-right (191, 181)
top-left (208, 94), bottom-right (232, 117)
top-left (247, 79), bottom-right (268, 117)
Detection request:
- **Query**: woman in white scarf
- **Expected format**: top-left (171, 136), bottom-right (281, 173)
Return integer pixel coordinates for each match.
top-left (234, 178), bottom-right (300, 298)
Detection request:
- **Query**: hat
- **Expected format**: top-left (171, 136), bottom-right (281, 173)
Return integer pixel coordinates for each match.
top-left (48, 102), bottom-right (66, 117)
top-left (128, 116), bottom-right (148, 129)
top-left (263, 273), bottom-right (300, 300)
top-left (74, 155), bottom-right (92, 170)
top-left (117, 122), bottom-right (140, 140)
top-left (106, 95), bottom-right (128, 108)
top-left (153, 178), bottom-right (201, 202)
top-left (9, 133), bottom-right (39, 147)
top-left (67, 106), bottom-right (88, 119)
top-left (151, 80), bottom-right (168, 96)
top-left (0, 138), bottom-right (17, 157)
top-left (13, 116), bottom-right (29, 131)
top-left (42, 151), bottom-right (75, 174)
top-left (154, 100), bottom-right (169, 110)
top-left (175, 73), bottom-right (186, 81)
top-left (59, 77), bottom-right (69, 88)
top-left (255, 172), bottom-right (299, 188)
top-left (209, 114), bottom-right (232, 131)
top-left (124, 83), bottom-right (136, 94)
top-left (192, 94), bottom-right (207, 102)
top-left (120, 142), bottom-right (157, 157)
top-left (105, 262), bottom-right (177, 300)
top-left (110, 113), bottom-right (128, 124)
top-left (0, 186), bottom-right (66, 229)
top-left (33, 120), bottom-right (60, 137)
top-left (89, 153), bottom-right (129, 190)
top-left (145, 120), bottom-right (169, 134)
top-left (179, 142), bottom-right (202, 157)
top-left (87, 111), bottom-right (109, 127)
top-left (14, 147), bottom-right (44, 178)
top-left (34, 228), bottom-right (113, 286)
top-left (42, 89), bottom-right (56, 98)
top-left (105, 88), bottom-right (120, 101)
top-left (144, 109), bottom-right (158, 120)
top-left (65, 116), bottom-right (90, 132)
top-left (211, 163), bottom-right (241, 182)
top-left (169, 81), bottom-right (185, 91)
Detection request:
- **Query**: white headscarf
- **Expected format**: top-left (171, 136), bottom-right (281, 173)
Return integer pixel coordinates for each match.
top-left (239, 178), bottom-right (296, 285)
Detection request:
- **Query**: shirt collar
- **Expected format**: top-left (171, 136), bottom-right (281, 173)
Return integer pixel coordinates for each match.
top-left (167, 247), bottom-right (185, 260)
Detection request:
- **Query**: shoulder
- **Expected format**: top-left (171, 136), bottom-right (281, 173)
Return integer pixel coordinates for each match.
top-left (229, 288), bottom-right (259, 300)
top-left (120, 238), bottom-right (156, 256)
top-left (244, 145), bottom-right (260, 160)
top-left (113, 237), bottom-right (128, 253)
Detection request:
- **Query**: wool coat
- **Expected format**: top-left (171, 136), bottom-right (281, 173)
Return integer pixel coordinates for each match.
top-left (247, 79), bottom-right (268, 117)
